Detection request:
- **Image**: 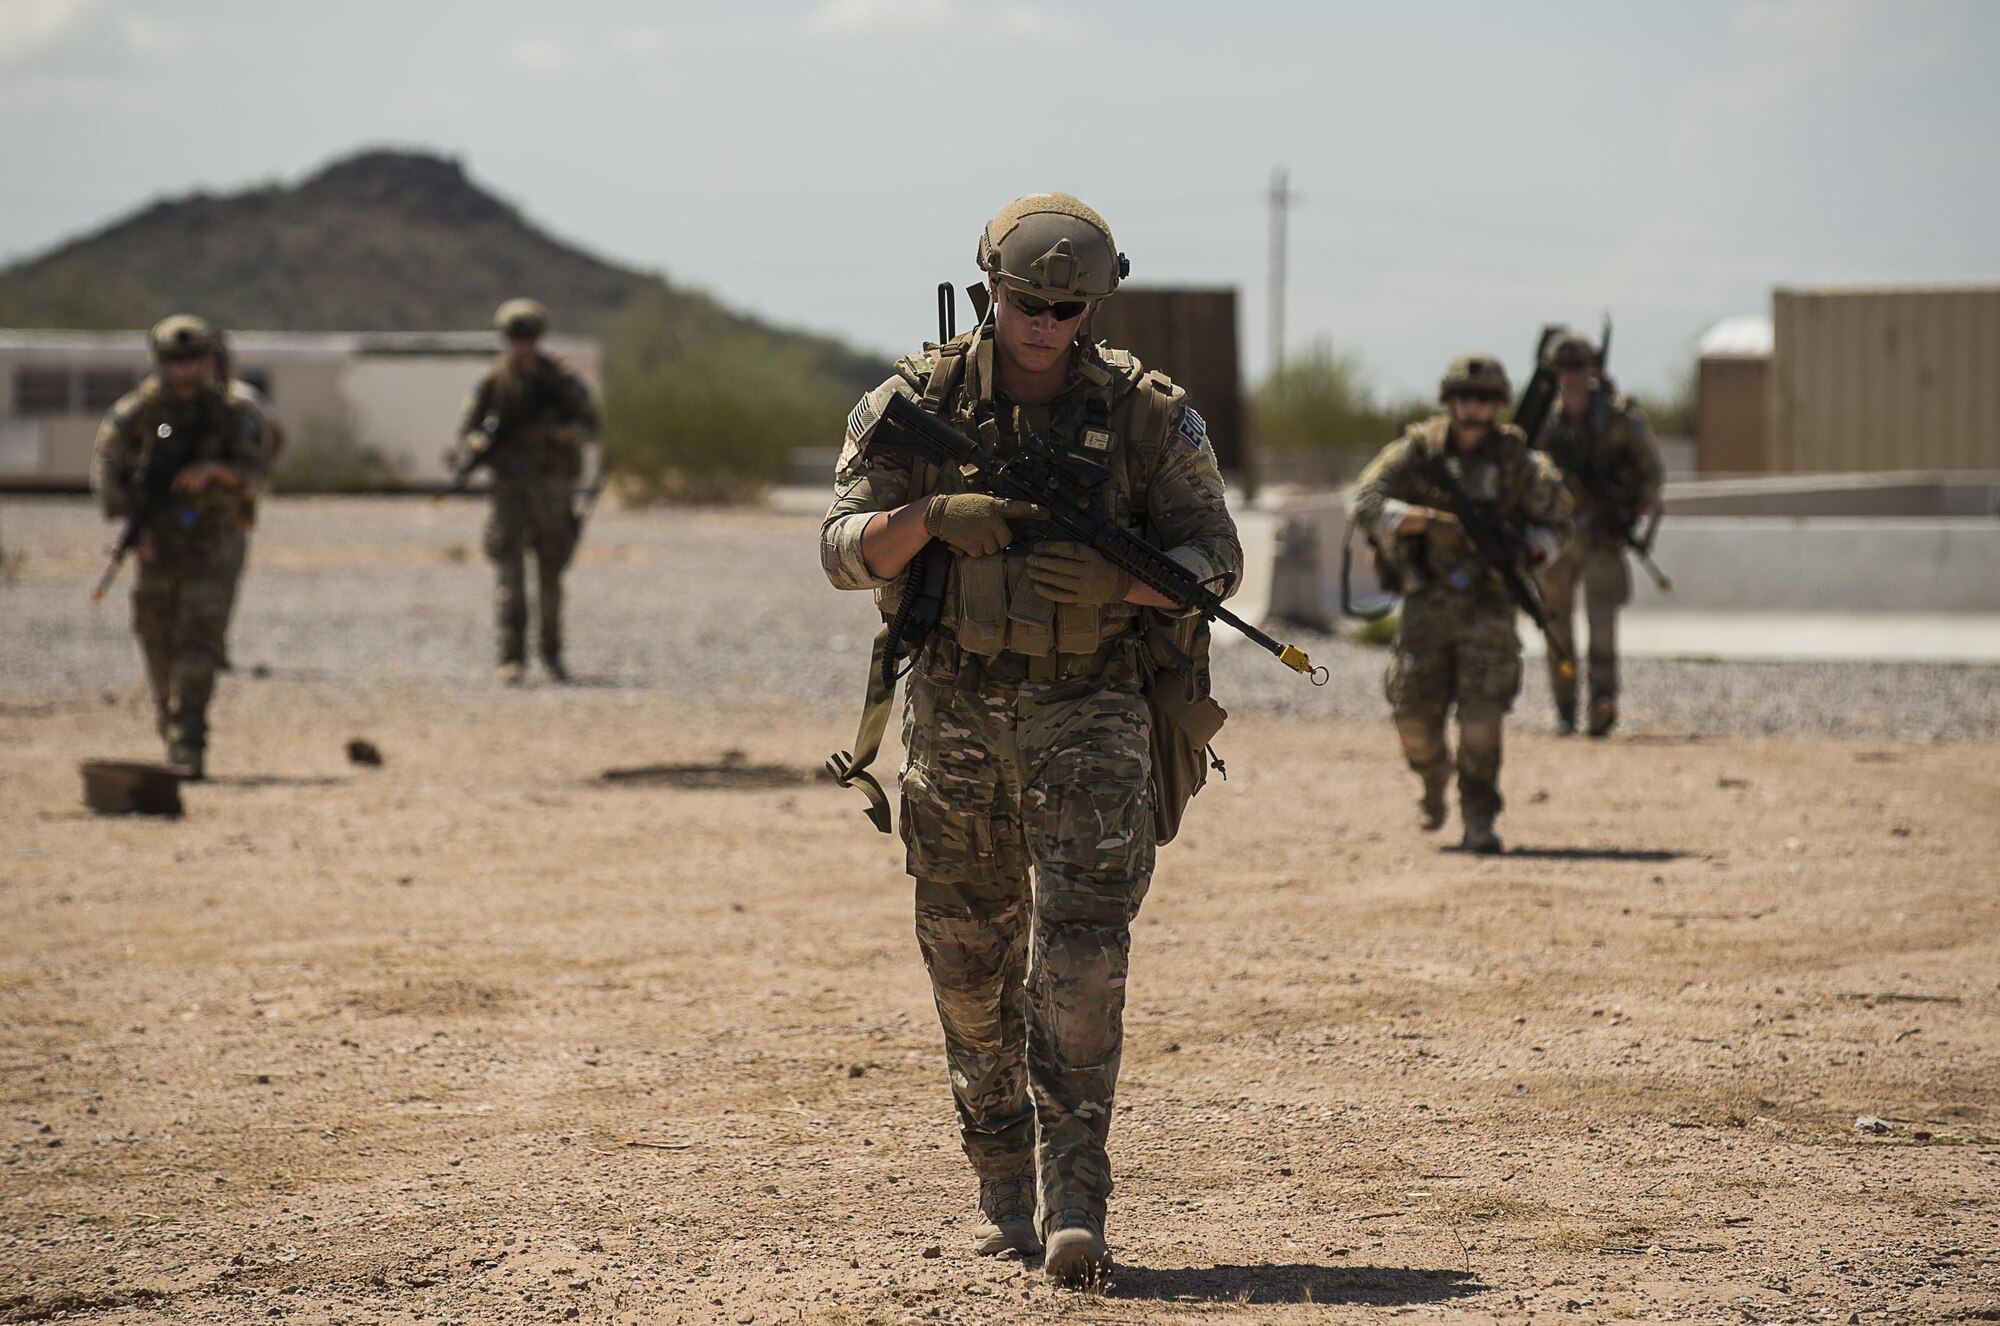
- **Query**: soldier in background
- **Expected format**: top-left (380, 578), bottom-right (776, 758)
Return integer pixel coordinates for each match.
top-left (1347, 354), bottom-right (1571, 854)
top-left (208, 330), bottom-right (284, 673)
top-left (820, 194), bottom-right (1241, 1285)
top-left (454, 299), bottom-right (599, 683)
top-left (90, 315), bottom-right (266, 777)
top-left (1531, 332), bottom-right (1664, 736)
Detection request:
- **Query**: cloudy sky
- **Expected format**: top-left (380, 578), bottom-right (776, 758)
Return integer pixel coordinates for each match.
top-left (1, 0), bottom-right (1993, 398)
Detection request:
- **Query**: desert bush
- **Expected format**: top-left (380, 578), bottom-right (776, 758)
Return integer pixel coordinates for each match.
top-left (1252, 342), bottom-right (1432, 487)
top-left (603, 281), bottom-right (870, 503)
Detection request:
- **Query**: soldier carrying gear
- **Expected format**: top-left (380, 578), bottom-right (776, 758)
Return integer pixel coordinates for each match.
top-left (90, 315), bottom-right (268, 778)
top-left (204, 329), bottom-right (285, 674)
top-left (1530, 328), bottom-right (1664, 736)
top-left (1348, 353), bottom-right (1573, 854)
top-left (821, 193), bottom-right (1238, 1288)
top-left (455, 298), bottom-right (600, 684)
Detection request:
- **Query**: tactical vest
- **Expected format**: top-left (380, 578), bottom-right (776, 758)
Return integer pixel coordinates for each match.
top-left (1541, 390), bottom-right (1643, 516)
top-left (878, 331), bottom-right (1187, 666)
top-left (1395, 415), bottom-right (1537, 597)
top-left (476, 354), bottom-right (584, 482)
top-left (124, 379), bottom-right (257, 531)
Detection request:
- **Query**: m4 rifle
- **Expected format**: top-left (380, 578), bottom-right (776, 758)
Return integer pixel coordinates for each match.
top-left (1422, 450), bottom-right (1575, 681)
top-left (869, 392), bottom-right (1328, 684)
top-left (91, 418), bottom-right (202, 602)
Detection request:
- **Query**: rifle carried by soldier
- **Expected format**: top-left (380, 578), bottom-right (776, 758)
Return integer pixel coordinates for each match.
top-left (1422, 450), bottom-right (1575, 681)
top-left (1520, 316), bottom-right (1671, 591)
top-left (449, 374), bottom-right (557, 490)
top-left (91, 418), bottom-right (203, 603)
top-left (865, 391), bottom-right (1330, 685)
top-left (1579, 471), bottom-right (1671, 592)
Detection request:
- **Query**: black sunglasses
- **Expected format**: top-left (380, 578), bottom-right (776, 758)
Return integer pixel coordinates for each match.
top-left (1007, 291), bottom-right (1089, 322)
top-left (1448, 390), bottom-right (1505, 405)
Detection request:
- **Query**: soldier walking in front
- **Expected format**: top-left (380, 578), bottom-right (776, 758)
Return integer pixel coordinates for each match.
top-left (455, 299), bottom-right (599, 683)
top-left (1348, 354), bottom-right (1572, 853)
top-left (1531, 331), bottom-right (1664, 736)
top-left (820, 195), bottom-right (1241, 1285)
top-left (90, 316), bottom-right (267, 778)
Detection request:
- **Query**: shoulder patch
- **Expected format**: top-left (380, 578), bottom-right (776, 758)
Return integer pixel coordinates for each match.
top-left (1172, 405), bottom-right (1208, 452)
top-left (846, 396), bottom-right (878, 444)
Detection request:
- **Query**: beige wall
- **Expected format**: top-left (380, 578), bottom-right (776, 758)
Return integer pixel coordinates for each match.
top-left (1773, 287), bottom-right (2000, 473)
top-left (1696, 355), bottom-right (1772, 475)
top-left (344, 356), bottom-right (491, 479)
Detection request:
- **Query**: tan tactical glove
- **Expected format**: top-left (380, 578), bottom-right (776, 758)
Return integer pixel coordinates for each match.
top-left (1025, 541), bottom-right (1131, 605)
top-left (924, 493), bottom-right (1044, 557)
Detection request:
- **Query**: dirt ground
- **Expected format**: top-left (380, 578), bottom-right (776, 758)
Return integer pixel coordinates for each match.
top-left (2, 500), bottom-right (1997, 1324)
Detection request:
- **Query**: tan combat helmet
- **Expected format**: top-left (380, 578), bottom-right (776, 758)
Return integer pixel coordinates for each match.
top-left (495, 298), bottom-right (549, 339)
top-left (976, 193), bottom-right (1128, 304)
top-left (149, 314), bottom-right (215, 361)
top-left (1439, 353), bottom-right (1512, 404)
top-left (1544, 330), bottom-right (1596, 369)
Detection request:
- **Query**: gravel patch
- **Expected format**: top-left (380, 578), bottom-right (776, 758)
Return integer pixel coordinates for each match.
top-left (4, 494), bottom-right (1994, 740)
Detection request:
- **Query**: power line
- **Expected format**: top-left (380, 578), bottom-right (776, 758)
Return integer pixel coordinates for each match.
top-left (1267, 166), bottom-right (1301, 373)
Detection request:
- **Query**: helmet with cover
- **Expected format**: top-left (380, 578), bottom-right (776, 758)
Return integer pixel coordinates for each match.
top-left (975, 193), bottom-right (1128, 305)
top-left (149, 315), bottom-right (215, 362)
top-left (494, 298), bottom-right (549, 339)
top-left (1545, 330), bottom-right (1596, 369)
top-left (1438, 353), bottom-right (1512, 404)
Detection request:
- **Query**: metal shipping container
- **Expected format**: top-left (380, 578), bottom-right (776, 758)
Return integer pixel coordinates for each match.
top-left (1696, 355), bottom-right (1773, 474)
top-left (1772, 286), bottom-right (2000, 473)
top-left (1086, 286), bottom-right (1251, 491)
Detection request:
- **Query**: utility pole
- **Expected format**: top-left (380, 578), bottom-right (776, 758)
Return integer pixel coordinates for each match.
top-left (1267, 166), bottom-right (1299, 376)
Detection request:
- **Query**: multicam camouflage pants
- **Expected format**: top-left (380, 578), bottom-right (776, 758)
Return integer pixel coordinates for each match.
top-left (1539, 534), bottom-right (1630, 709)
top-left (131, 524), bottom-right (246, 754)
top-left (484, 477), bottom-right (576, 665)
top-left (1385, 590), bottom-right (1522, 823)
top-left (900, 669), bottom-right (1153, 1224)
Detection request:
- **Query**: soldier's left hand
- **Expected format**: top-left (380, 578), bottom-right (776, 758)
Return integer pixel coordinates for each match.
top-left (1025, 541), bottom-right (1132, 605)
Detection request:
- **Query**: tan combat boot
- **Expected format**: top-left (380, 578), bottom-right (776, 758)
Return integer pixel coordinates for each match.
top-left (1419, 773), bottom-right (1449, 832)
top-left (1459, 817), bottom-right (1502, 855)
top-left (497, 661), bottom-right (525, 686)
top-left (1042, 1207), bottom-right (1111, 1287)
top-left (972, 1175), bottom-right (1040, 1256)
top-left (1587, 696), bottom-right (1617, 738)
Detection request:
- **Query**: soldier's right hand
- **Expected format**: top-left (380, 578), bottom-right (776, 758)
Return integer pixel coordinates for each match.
top-left (463, 431), bottom-right (491, 454)
top-left (923, 493), bottom-right (1046, 557)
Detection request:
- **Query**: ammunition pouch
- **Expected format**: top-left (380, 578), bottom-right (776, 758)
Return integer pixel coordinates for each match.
top-left (1141, 612), bottom-right (1226, 846)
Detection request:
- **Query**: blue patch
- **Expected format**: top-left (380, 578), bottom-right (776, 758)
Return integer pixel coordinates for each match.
top-left (1173, 406), bottom-right (1207, 450)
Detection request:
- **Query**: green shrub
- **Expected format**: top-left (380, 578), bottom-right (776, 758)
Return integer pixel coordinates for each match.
top-left (603, 280), bottom-right (872, 503)
top-left (1252, 342), bottom-right (1431, 487)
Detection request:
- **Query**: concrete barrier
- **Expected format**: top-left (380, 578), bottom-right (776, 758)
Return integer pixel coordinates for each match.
top-left (1253, 491), bottom-right (2000, 619)
top-left (1638, 518), bottom-right (2000, 612)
